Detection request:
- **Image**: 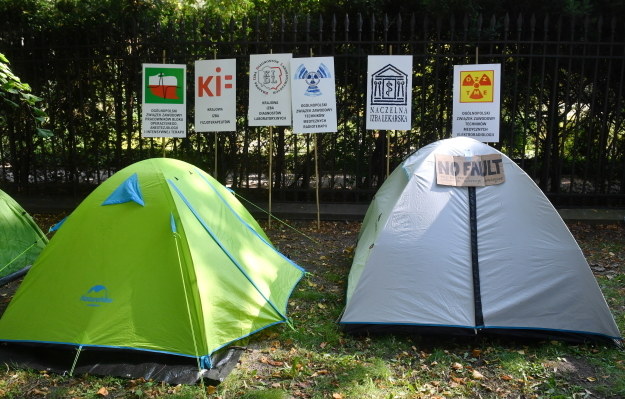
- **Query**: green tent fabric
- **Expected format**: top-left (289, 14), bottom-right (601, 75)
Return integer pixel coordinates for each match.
top-left (0, 189), bottom-right (47, 277)
top-left (0, 158), bottom-right (304, 373)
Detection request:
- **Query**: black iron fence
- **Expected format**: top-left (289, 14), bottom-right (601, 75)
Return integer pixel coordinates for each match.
top-left (1, 13), bottom-right (624, 206)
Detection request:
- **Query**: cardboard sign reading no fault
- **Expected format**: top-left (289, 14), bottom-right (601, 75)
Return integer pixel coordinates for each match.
top-left (435, 154), bottom-right (505, 187)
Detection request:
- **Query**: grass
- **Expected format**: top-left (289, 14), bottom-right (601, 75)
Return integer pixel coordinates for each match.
top-left (0, 220), bottom-right (623, 398)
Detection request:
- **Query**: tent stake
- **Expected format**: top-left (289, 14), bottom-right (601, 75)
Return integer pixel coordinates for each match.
top-left (69, 345), bottom-right (83, 376)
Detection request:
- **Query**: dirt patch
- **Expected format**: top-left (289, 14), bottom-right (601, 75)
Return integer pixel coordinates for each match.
top-left (545, 356), bottom-right (596, 381)
top-left (542, 356), bottom-right (622, 398)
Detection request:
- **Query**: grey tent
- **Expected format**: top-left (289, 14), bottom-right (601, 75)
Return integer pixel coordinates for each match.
top-left (340, 137), bottom-right (621, 344)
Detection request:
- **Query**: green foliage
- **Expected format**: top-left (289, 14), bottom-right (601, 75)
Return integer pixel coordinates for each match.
top-left (0, 0), bottom-right (623, 197)
top-left (0, 53), bottom-right (52, 137)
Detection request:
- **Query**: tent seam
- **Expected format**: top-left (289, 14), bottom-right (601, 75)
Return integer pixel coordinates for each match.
top-left (193, 168), bottom-right (305, 273)
top-left (167, 179), bottom-right (289, 323)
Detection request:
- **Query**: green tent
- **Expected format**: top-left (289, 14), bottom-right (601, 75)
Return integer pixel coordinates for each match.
top-left (0, 158), bottom-right (304, 383)
top-left (0, 189), bottom-right (47, 277)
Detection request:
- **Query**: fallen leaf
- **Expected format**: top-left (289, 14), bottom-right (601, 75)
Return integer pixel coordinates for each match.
top-left (259, 356), bottom-right (282, 366)
top-left (97, 387), bottom-right (109, 396)
top-left (332, 393), bottom-right (343, 399)
top-left (587, 376), bottom-right (597, 382)
top-left (311, 369), bottom-right (330, 377)
top-left (206, 386), bottom-right (217, 394)
top-left (500, 374), bottom-right (514, 381)
top-left (320, 342), bottom-right (328, 348)
top-left (472, 370), bottom-right (485, 380)
top-left (452, 362), bottom-right (464, 370)
top-left (471, 349), bottom-right (482, 357)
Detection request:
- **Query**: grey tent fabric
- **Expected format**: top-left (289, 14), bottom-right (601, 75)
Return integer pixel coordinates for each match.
top-left (340, 137), bottom-right (621, 343)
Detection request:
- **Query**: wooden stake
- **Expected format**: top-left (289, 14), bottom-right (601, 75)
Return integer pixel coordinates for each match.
top-left (386, 45), bottom-right (394, 178)
top-left (268, 126), bottom-right (273, 229)
top-left (214, 49), bottom-right (218, 177)
top-left (162, 50), bottom-right (167, 157)
top-left (314, 134), bottom-right (321, 230)
top-left (309, 48), bottom-right (321, 229)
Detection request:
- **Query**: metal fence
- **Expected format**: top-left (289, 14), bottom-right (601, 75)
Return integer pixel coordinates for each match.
top-left (1, 12), bottom-right (624, 206)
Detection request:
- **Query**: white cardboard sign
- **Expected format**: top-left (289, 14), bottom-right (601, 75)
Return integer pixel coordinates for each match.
top-left (141, 63), bottom-right (187, 138)
top-left (435, 153), bottom-right (505, 186)
top-left (366, 55), bottom-right (413, 131)
top-left (452, 63), bottom-right (501, 142)
top-left (248, 53), bottom-right (292, 126)
top-left (195, 59), bottom-right (236, 132)
top-left (290, 56), bottom-right (337, 134)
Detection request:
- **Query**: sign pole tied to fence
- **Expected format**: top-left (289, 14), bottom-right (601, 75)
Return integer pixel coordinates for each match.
top-left (247, 51), bottom-right (293, 230)
top-left (268, 50), bottom-right (274, 229)
top-left (213, 49), bottom-right (218, 177)
top-left (386, 45), bottom-right (393, 178)
top-left (162, 50), bottom-right (167, 158)
top-left (310, 47), bottom-right (321, 231)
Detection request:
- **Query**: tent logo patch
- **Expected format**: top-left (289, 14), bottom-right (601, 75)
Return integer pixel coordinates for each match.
top-left (81, 285), bottom-right (113, 307)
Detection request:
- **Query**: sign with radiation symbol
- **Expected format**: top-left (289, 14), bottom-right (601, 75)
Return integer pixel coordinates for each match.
top-left (452, 63), bottom-right (501, 142)
top-left (460, 70), bottom-right (495, 103)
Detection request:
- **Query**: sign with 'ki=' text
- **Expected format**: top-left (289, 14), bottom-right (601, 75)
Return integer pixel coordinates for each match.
top-left (290, 56), bottom-right (337, 134)
top-left (366, 55), bottom-right (413, 131)
top-left (452, 63), bottom-right (501, 142)
top-left (141, 64), bottom-right (187, 138)
top-left (435, 153), bottom-right (505, 187)
top-left (195, 59), bottom-right (236, 132)
top-left (248, 53), bottom-right (292, 126)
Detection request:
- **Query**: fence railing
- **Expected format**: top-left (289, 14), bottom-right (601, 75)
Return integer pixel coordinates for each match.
top-left (1, 13), bottom-right (624, 206)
